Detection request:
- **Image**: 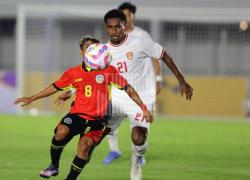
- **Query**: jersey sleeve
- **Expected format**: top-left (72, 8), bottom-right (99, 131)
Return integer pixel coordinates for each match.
top-left (53, 68), bottom-right (74, 90)
top-left (108, 66), bottom-right (128, 89)
top-left (140, 39), bottom-right (165, 60)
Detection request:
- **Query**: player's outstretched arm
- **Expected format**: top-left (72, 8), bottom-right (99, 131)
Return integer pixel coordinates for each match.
top-left (124, 84), bottom-right (153, 123)
top-left (161, 51), bottom-right (193, 100)
top-left (15, 84), bottom-right (58, 107)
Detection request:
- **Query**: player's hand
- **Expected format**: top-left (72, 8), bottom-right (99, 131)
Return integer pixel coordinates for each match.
top-left (143, 110), bottom-right (153, 123)
top-left (179, 81), bottom-right (193, 100)
top-left (14, 97), bottom-right (33, 107)
top-left (156, 81), bottom-right (161, 95)
top-left (54, 91), bottom-right (72, 106)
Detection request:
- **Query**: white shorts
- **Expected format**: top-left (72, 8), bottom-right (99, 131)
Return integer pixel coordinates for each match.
top-left (107, 96), bottom-right (155, 132)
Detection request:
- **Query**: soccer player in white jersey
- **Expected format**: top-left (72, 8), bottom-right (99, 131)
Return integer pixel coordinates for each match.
top-left (102, 2), bottom-right (163, 165)
top-left (104, 9), bottom-right (193, 180)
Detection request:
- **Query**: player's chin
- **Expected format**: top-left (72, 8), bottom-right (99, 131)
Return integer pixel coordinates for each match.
top-left (111, 36), bottom-right (119, 41)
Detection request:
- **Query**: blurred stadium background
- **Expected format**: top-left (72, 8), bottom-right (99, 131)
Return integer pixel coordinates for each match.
top-left (1, 0), bottom-right (250, 117)
top-left (1, 0), bottom-right (250, 179)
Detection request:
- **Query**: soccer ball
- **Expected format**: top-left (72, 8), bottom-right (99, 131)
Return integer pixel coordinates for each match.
top-left (83, 43), bottom-right (112, 70)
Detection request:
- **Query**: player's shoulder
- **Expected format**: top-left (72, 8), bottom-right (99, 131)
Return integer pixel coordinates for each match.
top-left (127, 33), bottom-right (149, 49)
top-left (133, 26), bottom-right (152, 40)
top-left (134, 26), bottom-right (148, 34)
top-left (127, 33), bottom-right (143, 44)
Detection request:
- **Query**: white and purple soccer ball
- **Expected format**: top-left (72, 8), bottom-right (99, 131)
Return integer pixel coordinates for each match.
top-left (83, 43), bottom-right (112, 70)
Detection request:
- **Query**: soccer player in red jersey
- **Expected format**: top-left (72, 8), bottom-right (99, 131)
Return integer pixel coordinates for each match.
top-left (15, 37), bottom-right (152, 180)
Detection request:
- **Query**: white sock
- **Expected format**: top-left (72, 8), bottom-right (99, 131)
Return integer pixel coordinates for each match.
top-left (132, 142), bottom-right (148, 158)
top-left (107, 129), bottom-right (120, 153)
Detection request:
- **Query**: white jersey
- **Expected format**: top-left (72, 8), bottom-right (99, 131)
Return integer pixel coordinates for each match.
top-left (129, 26), bottom-right (163, 90)
top-left (128, 26), bottom-right (152, 42)
top-left (107, 34), bottom-right (164, 103)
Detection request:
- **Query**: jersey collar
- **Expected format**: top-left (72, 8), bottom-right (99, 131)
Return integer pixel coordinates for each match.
top-left (81, 62), bottom-right (92, 72)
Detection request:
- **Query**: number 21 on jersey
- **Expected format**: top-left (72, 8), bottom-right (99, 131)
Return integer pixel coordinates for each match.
top-left (117, 61), bottom-right (128, 73)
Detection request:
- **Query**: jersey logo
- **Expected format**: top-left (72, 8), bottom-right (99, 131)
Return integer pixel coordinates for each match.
top-left (126, 51), bottom-right (134, 60)
top-left (63, 117), bottom-right (72, 124)
top-left (96, 75), bottom-right (104, 83)
top-left (74, 78), bottom-right (83, 82)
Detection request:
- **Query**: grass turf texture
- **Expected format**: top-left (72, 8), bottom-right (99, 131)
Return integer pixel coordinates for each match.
top-left (0, 114), bottom-right (250, 180)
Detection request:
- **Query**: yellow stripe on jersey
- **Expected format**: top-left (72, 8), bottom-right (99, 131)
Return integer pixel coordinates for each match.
top-left (86, 66), bottom-right (92, 72)
top-left (61, 84), bottom-right (75, 91)
top-left (108, 84), bottom-right (112, 100)
top-left (110, 82), bottom-right (123, 89)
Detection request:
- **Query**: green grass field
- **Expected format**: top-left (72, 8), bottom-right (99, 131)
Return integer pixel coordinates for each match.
top-left (1, 114), bottom-right (250, 180)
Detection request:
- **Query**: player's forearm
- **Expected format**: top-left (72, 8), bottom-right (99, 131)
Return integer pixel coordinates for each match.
top-left (152, 58), bottom-right (161, 76)
top-left (30, 84), bottom-right (58, 102)
top-left (161, 51), bottom-right (186, 84)
top-left (125, 84), bottom-right (147, 111)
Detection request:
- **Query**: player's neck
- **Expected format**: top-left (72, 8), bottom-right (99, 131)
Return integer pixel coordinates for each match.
top-left (125, 24), bottom-right (135, 33)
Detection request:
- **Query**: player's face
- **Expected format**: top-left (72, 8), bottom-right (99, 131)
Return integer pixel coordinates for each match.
top-left (80, 40), bottom-right (95, 57)
top-left (122, 9), bottom-right (135, 29)
top-left (105, 18), bottom-right (126, 44)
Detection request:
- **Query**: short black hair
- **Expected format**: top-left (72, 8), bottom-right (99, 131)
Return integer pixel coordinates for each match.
top-left (118, 2), bottom-right (137, 14)
top-left (104, 9), bottom-right (126, 24)
top-left (79, 35), bottom-right (99, 49)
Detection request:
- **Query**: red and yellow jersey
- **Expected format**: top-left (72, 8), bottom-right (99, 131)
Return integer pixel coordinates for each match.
top-left (54, 64), bottom-right (128, 120)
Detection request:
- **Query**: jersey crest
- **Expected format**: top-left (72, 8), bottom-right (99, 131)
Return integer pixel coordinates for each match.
top-left (95, 75), bottom-right (104, 83)
top-left (126, 51), bottom-right (134, 60)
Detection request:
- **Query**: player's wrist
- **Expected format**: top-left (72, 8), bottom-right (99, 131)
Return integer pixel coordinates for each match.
top-left (177, 77), bottom-right (185, 84)
top-left (140, 104), bottom-right (148, 112)
top-left (156, 75), bottom-right (163, 82)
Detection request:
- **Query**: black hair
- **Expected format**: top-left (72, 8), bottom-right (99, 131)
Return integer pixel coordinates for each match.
top-left (79, 35), bottom-right (100, 49)
top-left (104, 9), bottom-right (126, 24)
top-left (118, 2), bottom-right (136, 14)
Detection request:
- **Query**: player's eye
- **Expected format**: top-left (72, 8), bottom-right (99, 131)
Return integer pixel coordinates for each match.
top-left (107, 25), bottom-right (113, 29)
top-left (115, 25), bottom-right (121, 29)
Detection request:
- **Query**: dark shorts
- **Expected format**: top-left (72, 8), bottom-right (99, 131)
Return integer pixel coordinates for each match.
top-left (55, 113), bottom-right (110, 144)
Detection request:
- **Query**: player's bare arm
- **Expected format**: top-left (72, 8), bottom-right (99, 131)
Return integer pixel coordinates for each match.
top-left (15, 84), bottom-right (58, 107)
top-left (161, 51), bottom-right (193, 100)
top-left (152, 58), bottom-right (162, 95)
top-left (124, 84), bottom-right (153, 123)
